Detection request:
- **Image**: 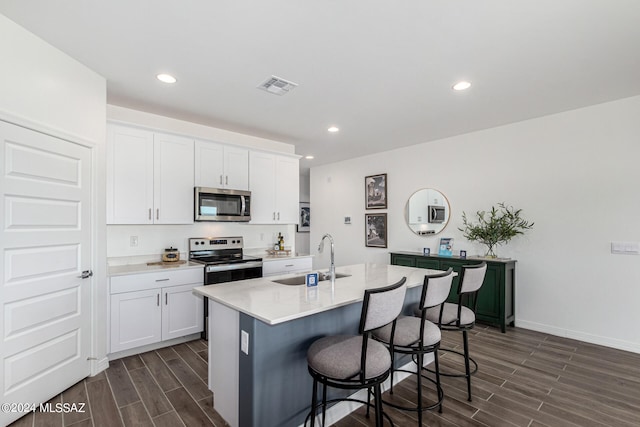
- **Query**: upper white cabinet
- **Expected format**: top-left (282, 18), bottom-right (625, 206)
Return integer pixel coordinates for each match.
top-left (107, 124), bottom-right (194, 224)
top-left (194, 140), bottom-right (249, 190)
top-left (249, 151), bottom-right (299, 224)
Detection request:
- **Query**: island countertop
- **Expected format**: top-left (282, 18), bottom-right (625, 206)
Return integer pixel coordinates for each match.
top-left (193, 263), bottom-right (442, 325)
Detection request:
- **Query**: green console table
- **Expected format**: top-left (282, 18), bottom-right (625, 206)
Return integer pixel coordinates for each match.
top-left (390, 251), bottom-right (516, 332)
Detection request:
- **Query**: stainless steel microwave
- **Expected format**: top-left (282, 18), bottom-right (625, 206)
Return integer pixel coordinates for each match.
top-left (194, 187), bottom-right (251, 222)
top-left (428, 205), bottom-right (446, 223)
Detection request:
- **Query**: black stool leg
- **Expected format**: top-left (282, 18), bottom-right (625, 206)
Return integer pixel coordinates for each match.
top-left (374, 383), bottom-right (384, 427)
top-left (417, 352), bottom-right (423, 427)
top-left (463, 330), bottom-right (472, 401)
top-left (322, 383), bottom-right (328, 426)
top-left (389, 346), bottom-right (396, 395)
top-left (310, 378), bottom-right (318, 427)
top-left (434, 348), bottom-right (443, 413)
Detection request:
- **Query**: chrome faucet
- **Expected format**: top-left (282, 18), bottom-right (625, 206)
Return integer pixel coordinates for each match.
top-left (318, 233), bottom-right (335, 281)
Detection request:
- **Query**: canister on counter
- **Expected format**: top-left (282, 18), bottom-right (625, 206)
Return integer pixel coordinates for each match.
top-left (162, 247), bottom-right (180, 262)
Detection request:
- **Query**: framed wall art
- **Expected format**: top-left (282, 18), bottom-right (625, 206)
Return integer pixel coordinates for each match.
top-left (365, 173), bottom-right (387, 209)
top-left (365, 213), bottom-right (387, 248)
top-left (297, 202), bottom-right (310, 232)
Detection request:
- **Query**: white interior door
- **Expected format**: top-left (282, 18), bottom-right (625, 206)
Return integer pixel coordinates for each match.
top-left (0, 121), bottom-right (92, 425)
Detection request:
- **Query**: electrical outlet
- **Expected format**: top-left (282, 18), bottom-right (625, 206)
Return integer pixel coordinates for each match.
top-left (130, 236), bottom-right (138, 247)
top-left (241, 330), bottom-right (249, 355)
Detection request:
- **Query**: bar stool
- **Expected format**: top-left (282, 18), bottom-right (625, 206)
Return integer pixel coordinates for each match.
top-left (306, 277), bottom-right (407, 427)
top-left (423, 262), bottom-right (487, 401)
top-left (372, 269), bottom-right (454, 426)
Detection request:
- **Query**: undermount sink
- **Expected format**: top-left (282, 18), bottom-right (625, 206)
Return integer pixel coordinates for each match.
top-left (272, 273), bottom-right (351, 286)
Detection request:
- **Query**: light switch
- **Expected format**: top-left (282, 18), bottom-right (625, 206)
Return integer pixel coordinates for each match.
top-left (611, 241), bottom-right (640, 255)
top-left (241, 330), bottom-right (249, 355)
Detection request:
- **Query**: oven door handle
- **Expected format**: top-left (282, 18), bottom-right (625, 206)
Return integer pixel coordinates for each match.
top-left (206, 261), bottom-right (263, 273)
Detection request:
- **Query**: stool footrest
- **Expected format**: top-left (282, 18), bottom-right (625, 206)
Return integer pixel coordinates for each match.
top-left (384, 368), bottom-right (444, 412)
top-left (423, 348), bottom-right (478, 378)
top-left (304, 396), bottom-right (394, 427)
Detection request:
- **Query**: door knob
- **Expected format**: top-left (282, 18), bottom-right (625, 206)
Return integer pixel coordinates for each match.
top-left (78, 270), bottom-right (93, 279)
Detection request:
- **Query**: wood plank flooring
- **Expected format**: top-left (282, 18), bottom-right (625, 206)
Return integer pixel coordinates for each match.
top-left (9, 325), bottom-right (640, 426)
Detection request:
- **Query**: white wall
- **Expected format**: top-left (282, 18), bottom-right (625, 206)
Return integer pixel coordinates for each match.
top-left (0, 14), bottom-right (108, 365)
top-left (108, 105), bottom-right (294, 154)
top-left (311, 95), bottom-right (640, 353)
top-left (0, 15), bottom-right (105, 143)
top-left (106, 105), bottom-right (297, 262)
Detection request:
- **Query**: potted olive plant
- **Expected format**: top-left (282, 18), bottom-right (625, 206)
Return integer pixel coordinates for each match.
top-left (459, 203), bottom-right (534, 258)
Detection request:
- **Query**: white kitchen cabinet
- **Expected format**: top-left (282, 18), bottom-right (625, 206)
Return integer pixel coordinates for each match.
top-left (110, 289), bottom-right (162, 353)
top-left (195, 140), bottom-right (249, 190)
top-left (262, 256), bottom-right (313, 277)
top-left (107, 124), bottom-right (194, 224)
top-left (109, 268), bottom-right (203, 354)
top-left (249, 151), bottom-right (299, 224)
top-left (162, 283), bottom-right (205, 340)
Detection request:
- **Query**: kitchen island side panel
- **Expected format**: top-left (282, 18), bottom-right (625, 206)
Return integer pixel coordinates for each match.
top-left (237, 285), bottom-right (423, 427)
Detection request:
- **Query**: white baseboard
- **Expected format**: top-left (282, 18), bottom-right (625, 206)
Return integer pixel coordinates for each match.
top-left (516, 320), bottom-right (640, 354)
top-left (299, 354), bottom-right (434, 427)
top-left (107, 333), bottom-right (202, 361)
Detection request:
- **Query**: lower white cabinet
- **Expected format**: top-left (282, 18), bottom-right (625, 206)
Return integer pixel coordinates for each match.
top-left (262, 257), bottom-right (313, 277)
top-left (162, 284), bottom-right (204, 340)
top-left (109, 268), bottom-right (203, 353)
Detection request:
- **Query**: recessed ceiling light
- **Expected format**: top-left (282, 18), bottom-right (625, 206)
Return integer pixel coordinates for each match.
top-left (157, 73), bottom-right (177, 84)
top-left (452, 81), bottom-right (471, 91)
top-left (305, 155), bottom-right (315, 160)
top-left (328, 126), bottom-right (339, 133)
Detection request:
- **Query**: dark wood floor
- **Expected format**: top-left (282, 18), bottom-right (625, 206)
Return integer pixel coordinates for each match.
top-left (9, 325), bottom-right (640, 426)
top-left (8, 340), bottom-right (226, 427)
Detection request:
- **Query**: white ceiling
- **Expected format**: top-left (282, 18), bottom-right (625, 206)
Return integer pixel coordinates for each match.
top-left (2, 1), bottom-right (640, 171)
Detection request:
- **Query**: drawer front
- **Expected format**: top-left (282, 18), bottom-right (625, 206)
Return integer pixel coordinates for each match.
top-left (110, 267), bottom-right (203, 294)
top-left (263, 257), bottom-right (313, 277)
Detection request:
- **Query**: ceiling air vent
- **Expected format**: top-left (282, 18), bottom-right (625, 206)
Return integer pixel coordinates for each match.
top-left (257, 75), bottom-right (298, 96)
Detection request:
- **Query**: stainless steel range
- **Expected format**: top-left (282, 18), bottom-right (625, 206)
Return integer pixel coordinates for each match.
top-left (189, 237), bottom-right (263, 284)
top-left (189, 237), bottom-right (262, 339)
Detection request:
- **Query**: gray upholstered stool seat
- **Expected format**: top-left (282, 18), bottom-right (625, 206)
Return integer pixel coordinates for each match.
top-left (374, 316), bottom-right (441, 348)
top-left (307, 335), bottom-right (391, 380)
top-left (424, 303), bottom-right (475, 326)
top-left (306, 277), bottom-right (407, 427)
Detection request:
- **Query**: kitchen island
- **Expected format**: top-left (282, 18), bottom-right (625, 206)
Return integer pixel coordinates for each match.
top-left (192, 263), bottom-right (444, 427)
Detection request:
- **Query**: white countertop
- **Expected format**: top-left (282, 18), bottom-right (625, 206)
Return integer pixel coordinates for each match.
top-left (262, 254), bottom-right (313, 261)
top-left (109, 261), bottom-right (203, 277)
top-left (193, 263), bottom-right (443, 325)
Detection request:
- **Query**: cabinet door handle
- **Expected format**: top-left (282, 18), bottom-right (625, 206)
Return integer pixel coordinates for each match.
top-left (285, 264), bottom-right (294, 267)
top-left (148, 208), bottom-right (152, 220)
top-left (155, 278), bottom-right (170, 282)
top-left (220, 175), bottom-right (223, 185)
top-left (225, 175), bottom-right (228, 185)
top-left (165, 293), bottom-right (168, 305)
top-left (156, 209), bottom-right (159, 220)
top-left (157, 294), bottom-right (160, 306)
top-left (277, 212), bottom-right (280, 220)
top-left (273, 212), bottom-right (276, 220)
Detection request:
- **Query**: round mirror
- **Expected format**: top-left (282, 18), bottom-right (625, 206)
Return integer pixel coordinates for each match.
top-left (405, 188), bottom-right (451, 236)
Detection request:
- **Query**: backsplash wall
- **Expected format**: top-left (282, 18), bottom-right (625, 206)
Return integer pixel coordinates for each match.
top-left (107, 223), bottom-right (297, 264)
